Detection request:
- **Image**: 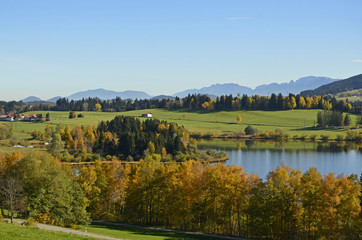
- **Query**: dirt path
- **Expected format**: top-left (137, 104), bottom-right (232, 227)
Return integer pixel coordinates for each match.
top-left (8, 219), bottom-right (123, 240)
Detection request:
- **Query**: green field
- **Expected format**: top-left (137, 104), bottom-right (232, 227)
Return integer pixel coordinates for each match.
top-left (335, 88), bottom-right (361, 102)
top-left (81, 222), bottom-right (224, 240)
top-left (0, 221), bottom-right (97, 240)
top-left (0, 109), bottom-right (359, 155)
top-left (16, 109), bottom-right (359, 138)
top-left (0, 220), bottom-right (224, 240)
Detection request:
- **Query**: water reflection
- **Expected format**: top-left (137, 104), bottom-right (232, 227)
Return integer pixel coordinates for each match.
top-left (198, 140), bottom-right (361, 180)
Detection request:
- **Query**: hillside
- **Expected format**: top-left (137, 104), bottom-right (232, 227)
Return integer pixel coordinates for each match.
top-left (301, 74), bottom-right (362, 96)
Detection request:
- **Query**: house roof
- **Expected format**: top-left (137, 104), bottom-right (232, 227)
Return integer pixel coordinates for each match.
top-left (24, 114), bottom-right (38, 118)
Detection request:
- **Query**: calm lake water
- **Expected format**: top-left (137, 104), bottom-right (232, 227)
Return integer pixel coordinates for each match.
top-left (198, 140), bottom-right (362, 179)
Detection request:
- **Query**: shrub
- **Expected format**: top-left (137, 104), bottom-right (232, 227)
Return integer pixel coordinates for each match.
top-left (336, 135), bottom-right (345, 141)
top-left (310, 135), bottom-right (317, 141)
top-left (245, 125), bottom-right (258, 135)
top-left (23, 217), bottom-right (37, 227)
top-left (320, 134), bottom-right (330, 141)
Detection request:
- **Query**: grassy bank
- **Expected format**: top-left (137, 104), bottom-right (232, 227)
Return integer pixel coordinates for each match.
top-left (0, 221), bottom-right (97, 240)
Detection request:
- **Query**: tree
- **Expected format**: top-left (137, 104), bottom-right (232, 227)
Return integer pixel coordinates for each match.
top-left (82, 102), bottom-right (89, 111)
top-left (15, 151), bottom-right (89, 226)
top-left (343, 114), bottom-right (351, 126)
top-left (47, 133), bottom-right (64, 155)
top-left (298, 96), bottom-right (306, 109)
top-left (236, 114), bottom-right (242, 123)
top-left (44, 124), bottom-right (53, 138)
top-left (0, 124), bottom-right (13, 140)
top-left (245, 125), bottom-right (257, 135)
top-left (69, 111), bottom-right (76, 119)
top-left (0, 174), bottom-right (25, 223)
top-left (95, 103), bottom-right (102, 112)
top-left (147, 141), bottom-right (155, 154)
top-left (46, 112), bottom-right (50, 121)
top-left (287, 96), bottom-right (297, 110)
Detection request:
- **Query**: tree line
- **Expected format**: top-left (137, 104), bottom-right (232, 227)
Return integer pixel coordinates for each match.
top-left (2, 93), bottom-right (361, 114)
top-left (1, 151), bottom-right (361, 239)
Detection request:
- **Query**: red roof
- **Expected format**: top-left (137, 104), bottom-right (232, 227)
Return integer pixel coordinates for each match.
top-left (24, 114), bottom-right (38, 118)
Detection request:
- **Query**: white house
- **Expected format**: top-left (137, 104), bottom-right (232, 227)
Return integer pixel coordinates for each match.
top-left (0, 115), bottom-right (14, 121)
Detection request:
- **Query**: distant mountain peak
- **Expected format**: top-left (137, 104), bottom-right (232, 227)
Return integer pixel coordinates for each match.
top-left (21, 96), bottom-right (42, 102)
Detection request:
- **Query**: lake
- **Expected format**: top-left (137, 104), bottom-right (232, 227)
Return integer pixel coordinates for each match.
top-left (198, 140), bottom-right (362, 179)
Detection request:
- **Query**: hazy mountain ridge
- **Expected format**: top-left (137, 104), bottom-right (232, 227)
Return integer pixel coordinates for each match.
top-left (20, 76), bottom-right (341, 102)
top-left (173, 83), bottom-right (253, 98)
top-left (300, 74), bottom-right (362, 96)
top-left (173, 76), bottom-right (340, 97)
top-left (67, 88), bottom-right (151, 100)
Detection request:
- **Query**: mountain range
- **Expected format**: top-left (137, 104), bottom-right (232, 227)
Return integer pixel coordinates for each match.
top-left (172, 76), bottom-right (340, 97)
top-left (21, 76), bottom-right (341, 103)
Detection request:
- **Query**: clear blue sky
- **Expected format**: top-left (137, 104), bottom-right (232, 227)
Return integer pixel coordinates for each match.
top-left (1, 0), bottom-right (361, 101)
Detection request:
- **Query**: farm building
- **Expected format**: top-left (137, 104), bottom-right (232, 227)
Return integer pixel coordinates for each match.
top-left (141, 113), bottom-right (152, 118)
top-left (23, 114), bottom-right (39, 122)
top-left (0, 114), bottom-right (14, 121)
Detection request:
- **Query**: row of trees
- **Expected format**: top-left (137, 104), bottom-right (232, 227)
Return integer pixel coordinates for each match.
top-left (3, 93), bottom-right (360, 115)
top-left (317, 111), bottom-right (352, 127)
top-left (1, 151), bottom-right (361, 238)
top-left (74, 157), bottom-right (362, 239)
top-left (51, 94), bottom-right (356, 113)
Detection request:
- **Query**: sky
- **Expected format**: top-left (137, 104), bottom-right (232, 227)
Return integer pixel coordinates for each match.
top-left (1, 0), bottom-right (362, 101)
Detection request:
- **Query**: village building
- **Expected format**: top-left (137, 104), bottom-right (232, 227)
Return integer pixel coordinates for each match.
top-left (23, 114), bottom-right (39, 122)
top-left (0, 114), bottom-right (14, 121)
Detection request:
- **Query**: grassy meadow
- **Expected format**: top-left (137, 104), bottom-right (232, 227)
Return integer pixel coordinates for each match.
top-left (15, 109), bottom-right (359, 138)
top-left (80, 222), bottom-right (225, 240)
top-left (0, 109), bottom-right (359, 155)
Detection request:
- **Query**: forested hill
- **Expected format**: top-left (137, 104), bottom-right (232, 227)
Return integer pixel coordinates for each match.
top-left (300, 74), bottom-right (362, 96)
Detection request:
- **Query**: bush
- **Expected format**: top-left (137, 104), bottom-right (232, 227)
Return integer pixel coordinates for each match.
top-left (310, 135), bottom-right (317, 141)
top-left (320, 134), bottom-right (330, 141)
top-left (0, 123), bottom-right (13, 140)
top-left (336, 135), bottom-right (345, 141)
top-left (23, 217), bottom-right (37, 227)
top-left (245, 125), bottom-right (258, 135)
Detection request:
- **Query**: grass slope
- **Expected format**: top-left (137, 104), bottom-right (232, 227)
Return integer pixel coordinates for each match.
top-left (2, 109), bottom-right (359, 152)
top-left (82, 222), bottom-right (224, 240)
top-left (0, 221), bottom-right (97, 240)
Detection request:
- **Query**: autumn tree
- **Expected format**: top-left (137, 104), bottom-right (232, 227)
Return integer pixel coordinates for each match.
top-left (237, 114), bottom-right (242, 123)
top-left (95, 103), bottom-right (102, 112)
